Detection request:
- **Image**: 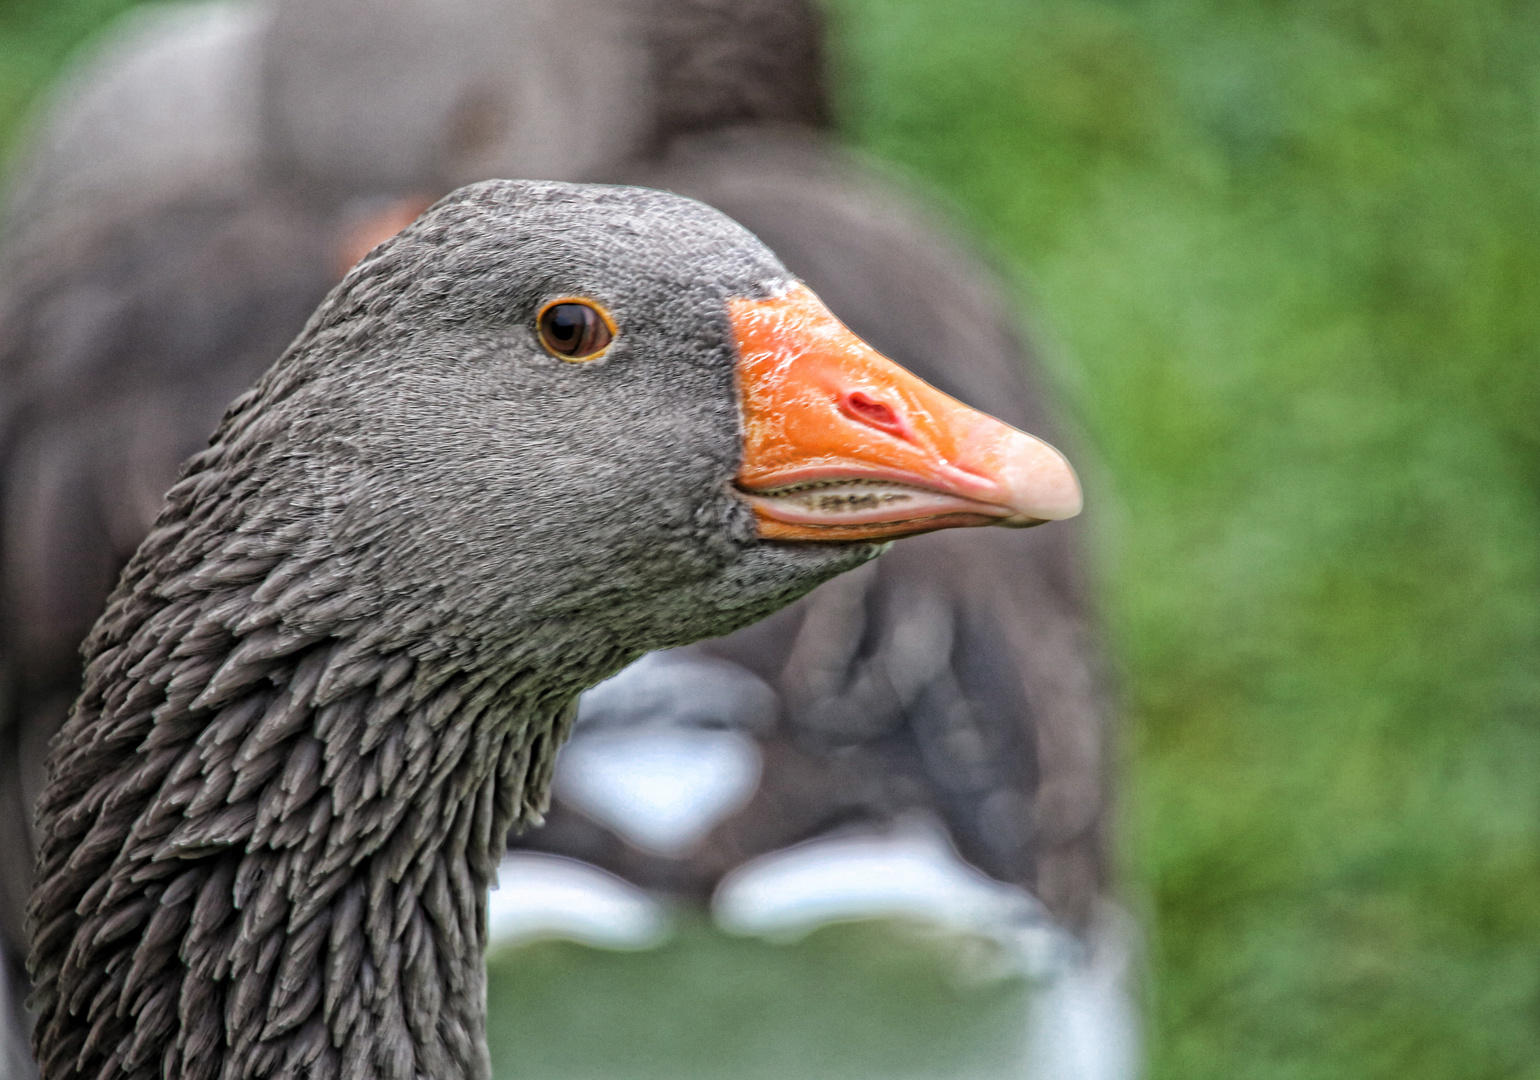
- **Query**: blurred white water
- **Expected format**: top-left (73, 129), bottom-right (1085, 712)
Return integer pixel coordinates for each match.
top-left (486, 852), bottom-right (670, 951)
top-left (488, 817), bottom-right (1139, 1080)
top-left (552, 728), bottom-right (762, 857)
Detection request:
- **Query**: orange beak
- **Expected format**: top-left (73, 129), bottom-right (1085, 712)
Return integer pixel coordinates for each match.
top-left (732, 284), bottom-right (1082, 542)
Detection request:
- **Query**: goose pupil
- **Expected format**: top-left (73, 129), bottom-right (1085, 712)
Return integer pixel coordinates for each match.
top-left (541, 302), bottom-right (610, 358)
top-left (552, 308), bottom-right (582, 345)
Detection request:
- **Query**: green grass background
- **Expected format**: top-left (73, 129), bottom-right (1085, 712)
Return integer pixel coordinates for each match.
top-left (5, 0), bottom-right (1540, 1077)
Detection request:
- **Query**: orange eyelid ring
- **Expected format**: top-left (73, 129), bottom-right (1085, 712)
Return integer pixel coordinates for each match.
top-left (730, 283), bottom-right (1083, 542)
top-left (536, 296), bottom-right (617, 361)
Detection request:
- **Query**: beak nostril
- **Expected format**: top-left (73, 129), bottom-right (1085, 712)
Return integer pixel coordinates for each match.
top-left (843, 391), bottom-right (908, 439)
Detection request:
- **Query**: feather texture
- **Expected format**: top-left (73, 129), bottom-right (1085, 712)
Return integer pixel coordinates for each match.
top-left (25, 178), bottom-right (882, 1080)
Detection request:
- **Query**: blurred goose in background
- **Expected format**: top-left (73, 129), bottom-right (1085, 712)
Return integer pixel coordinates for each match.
top-left (0, 0), bottom-right (1123, 1076)
top-left (2, 0), bottom-right (825, 247)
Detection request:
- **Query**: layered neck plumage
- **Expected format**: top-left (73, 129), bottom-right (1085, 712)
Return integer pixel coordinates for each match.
top-left (26, 424), bottom-right (607, 1080)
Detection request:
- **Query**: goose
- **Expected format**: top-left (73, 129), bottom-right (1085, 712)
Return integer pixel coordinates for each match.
top-left (23, 179), bottom-right (1079, 1080)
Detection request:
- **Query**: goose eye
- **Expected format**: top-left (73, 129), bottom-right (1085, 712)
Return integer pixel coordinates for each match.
top-left (538, 300), bottom-right (614, 360)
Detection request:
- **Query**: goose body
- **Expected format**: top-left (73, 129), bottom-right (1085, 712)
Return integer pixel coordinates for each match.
top-left (25, 180), bottom-right (1078, 1080)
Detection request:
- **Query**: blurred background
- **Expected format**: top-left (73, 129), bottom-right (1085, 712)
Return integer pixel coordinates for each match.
top-left (2, 1), bottom-right (1539, 1079)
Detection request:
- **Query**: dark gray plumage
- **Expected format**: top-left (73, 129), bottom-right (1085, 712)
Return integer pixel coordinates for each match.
top-left (26, 180), bottom-right (881, 1080)
top-left (0, 195), bottom-right (338, 1062)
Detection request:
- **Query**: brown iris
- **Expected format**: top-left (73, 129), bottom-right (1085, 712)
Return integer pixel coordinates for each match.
top-left (537, 299), bottom-right (614, 360)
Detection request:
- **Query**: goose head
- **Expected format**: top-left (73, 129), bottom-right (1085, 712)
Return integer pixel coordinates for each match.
top-left (221, 179), bottom-right (1078, 669)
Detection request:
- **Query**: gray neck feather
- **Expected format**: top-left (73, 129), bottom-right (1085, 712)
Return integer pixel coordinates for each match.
top-left (26, 413), bottom-right (616, 1080)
